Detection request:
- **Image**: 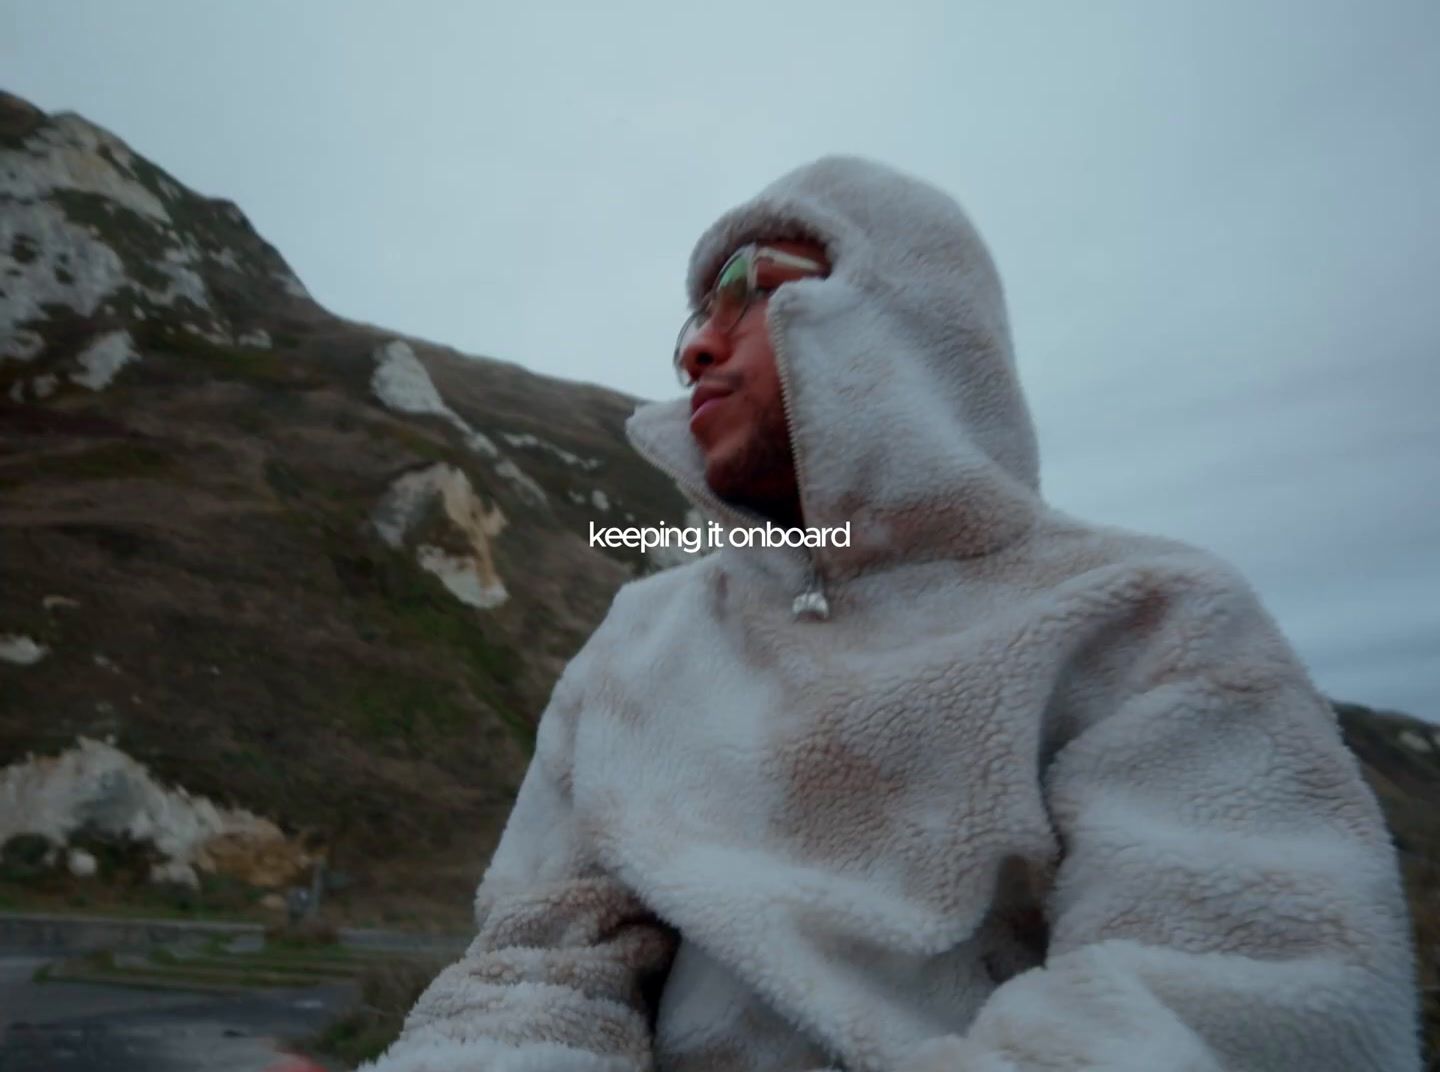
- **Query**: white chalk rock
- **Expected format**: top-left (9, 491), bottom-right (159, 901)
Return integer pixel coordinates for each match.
top-left (150, 859), bottom-right (199, 889)
top-left (370, 339), bottom-right (542, 498)
top-left (0, 737), bottom-right (310, 889)
top-left (371, 340), bottom-right (455, 422)
top-left (372, 463), bottom-right (509, 610)
top-left (1399, 729), bottom-right (1433, 754)
top-left (0, 201), bottom-right (128, 345)
top-left (1, 329), bottom-right (46, 363)
top-left (69, 329), bottom-right (139, 390)
top-left (0, 635), bottom-right (48, 665)
top-left (67, 847), bottom-right (98, 878)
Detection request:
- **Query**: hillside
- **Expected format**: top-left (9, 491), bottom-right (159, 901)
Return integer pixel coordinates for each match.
top-left (0, 90), bottom-right (689, 924)
top-left (1333, 702), bottom-right (1440, 1063)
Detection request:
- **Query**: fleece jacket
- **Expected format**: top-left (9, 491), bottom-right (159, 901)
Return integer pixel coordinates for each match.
top-left (365, 156), bottom-right (1421, 1072)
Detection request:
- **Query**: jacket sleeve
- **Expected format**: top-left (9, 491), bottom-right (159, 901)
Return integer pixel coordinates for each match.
top-left (362, 681), bottom-right (678, 1072)
top-left (902, 568), bottom-right (1422, 1072)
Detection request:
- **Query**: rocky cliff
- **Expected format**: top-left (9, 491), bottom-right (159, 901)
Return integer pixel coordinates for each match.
top-left (0, 90), bottom-right (689, 923)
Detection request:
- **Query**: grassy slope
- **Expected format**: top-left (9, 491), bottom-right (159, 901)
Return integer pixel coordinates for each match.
top-left (0, 318), bottom-right (683, 927)
top-left (1335, 702), bottom-right (1440, 1065)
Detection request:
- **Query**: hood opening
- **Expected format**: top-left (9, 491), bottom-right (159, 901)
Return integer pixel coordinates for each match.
top-left (627, 155), bottom-right (1043, 583)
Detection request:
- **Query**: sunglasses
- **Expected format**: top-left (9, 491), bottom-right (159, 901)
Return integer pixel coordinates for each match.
top-left (672, 243), bottom-right (827, 387)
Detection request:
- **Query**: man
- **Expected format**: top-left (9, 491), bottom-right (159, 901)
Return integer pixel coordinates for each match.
top-left (367, 157), bottom-right (1420, 1071)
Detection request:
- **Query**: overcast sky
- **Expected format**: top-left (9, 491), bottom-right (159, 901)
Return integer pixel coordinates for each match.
top-left (5, 1), bottom-right (1438, 718)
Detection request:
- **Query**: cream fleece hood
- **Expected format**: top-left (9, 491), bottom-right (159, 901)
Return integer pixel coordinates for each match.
top-left (368, 159), bottom-right (1421, 1072)
top-left (626, 156), bottom-right (1040, 590)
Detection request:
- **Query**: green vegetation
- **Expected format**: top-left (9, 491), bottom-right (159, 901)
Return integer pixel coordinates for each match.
top-left (374, 549), bottom-right (518, 689)
top-left (1334, 702), bottom-right (1440, 1064)
top-left (1403, 856), bottom-right (1440, 1060)
top-left (322, 547), bottom-right (530, 752)
top-left (371, 420), bottom-right (458, 464)
top-left (136, 321), bottom-right (316, 387)
top-left (265, 918), bottom-right (342, 950)
top-left (338, 669), bottom-right (470, 747)
top-left (0, 829), bottom-right (272, 922)
top-left (37, 931), bottom-right (431, 996)
top-left (311, 955), bottom-right (447, 1066)
top-left (20, 441), bottom-right (173, 482)
top-left (0, 883), bottom-right (272, 922)
top-left (320, 522), bottom-right (530, 751)
top-left (264, 458), bottom-right (310, 500)
top-left (186, 340), bottom-right (293, 384)
top-left (0, 834), bottom-right (55, 881)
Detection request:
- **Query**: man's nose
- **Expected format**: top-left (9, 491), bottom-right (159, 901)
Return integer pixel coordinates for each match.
top-left (679, 315), bottom-right (733, 384)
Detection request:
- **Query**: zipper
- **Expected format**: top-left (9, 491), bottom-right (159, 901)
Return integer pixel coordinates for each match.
top-left (631, 441), bottom-right (830, 620)
top-left (769, 310), bottom-right (830, 620)
top-left (630, 306), bottom-right (830, 621)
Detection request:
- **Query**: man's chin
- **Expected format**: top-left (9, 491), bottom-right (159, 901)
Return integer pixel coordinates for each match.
top-left (699, 427), bottom-right (796, 512)
top-left (702, 458), bottom-right (743, 502)
top-left (702, 445), bottom-right (758, 504)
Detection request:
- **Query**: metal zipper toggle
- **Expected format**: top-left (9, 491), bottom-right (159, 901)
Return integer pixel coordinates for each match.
top-left (791, 563), bottom-right (830, 621)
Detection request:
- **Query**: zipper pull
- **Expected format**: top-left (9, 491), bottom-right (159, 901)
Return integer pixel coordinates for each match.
top-left (791, 564), bottom-right (830, 621)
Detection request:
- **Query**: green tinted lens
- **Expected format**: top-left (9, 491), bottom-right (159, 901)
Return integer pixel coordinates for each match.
top-left (673, 247), bottom-right (757, 386)
top-left (711, 248), bottom-right (753, 326)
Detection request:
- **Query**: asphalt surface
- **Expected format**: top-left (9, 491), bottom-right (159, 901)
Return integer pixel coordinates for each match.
top-left (0, 954), bottom-right (352, 1072)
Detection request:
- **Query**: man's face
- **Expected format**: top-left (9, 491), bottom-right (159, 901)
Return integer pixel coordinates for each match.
top-left (678, 238), bottom-right (830, 520)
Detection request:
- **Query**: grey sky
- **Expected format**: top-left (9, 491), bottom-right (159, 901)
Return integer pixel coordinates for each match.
top-left (5, 1), bottom-right (1438, 717)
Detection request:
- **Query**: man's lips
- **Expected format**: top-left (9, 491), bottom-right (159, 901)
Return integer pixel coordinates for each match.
top-left (689, 382), bottom-right (734, 424)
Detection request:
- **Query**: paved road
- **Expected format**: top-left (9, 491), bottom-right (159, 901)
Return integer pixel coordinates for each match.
top-left (0, 955), bottom-right (352, 1072)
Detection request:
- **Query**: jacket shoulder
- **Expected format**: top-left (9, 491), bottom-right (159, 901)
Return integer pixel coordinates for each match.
top-left (602, 556), bottom-right (713, 633)
top-left (554, 557), bottom-right (712, 683)
top-left (1020, 508), bottom-right (1260, 604)
top-left (1017, 510), bottom-right (1322, 708)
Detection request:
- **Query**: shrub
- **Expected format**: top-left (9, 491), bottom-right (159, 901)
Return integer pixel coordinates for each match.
top-left (265, 917), bottom-right (340, 949)
top-left (0, 834), bottom-right (57, 880)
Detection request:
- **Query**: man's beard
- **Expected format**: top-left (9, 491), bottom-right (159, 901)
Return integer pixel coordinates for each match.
top-left (706, 397), bottom-right (800, 525)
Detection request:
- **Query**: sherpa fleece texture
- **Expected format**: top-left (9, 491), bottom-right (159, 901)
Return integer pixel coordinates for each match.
top-left (365, 157), bottom-right (1421, 1072)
